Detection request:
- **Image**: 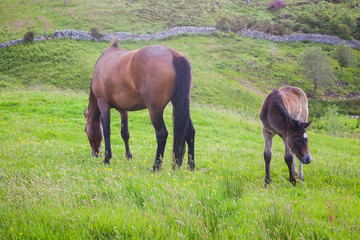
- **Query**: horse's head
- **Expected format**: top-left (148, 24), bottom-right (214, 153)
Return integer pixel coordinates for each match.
top-left (84, 109), bottom-right (103, 157)
top-left (287, 120), bottom-right (312, 164)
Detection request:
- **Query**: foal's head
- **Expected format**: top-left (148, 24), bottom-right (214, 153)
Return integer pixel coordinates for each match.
top-left (84, 109), bottom-right (103, 157)
top-left (287, 120), bottom-right (312, 164)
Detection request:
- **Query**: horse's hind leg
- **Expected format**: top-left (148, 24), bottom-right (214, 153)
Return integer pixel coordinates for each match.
top-left (149, 109), bottom-right (168, 171)
top-left (186, 119), bottom-right (195, 171)
top-left (98, 103), bottom-right (112, 164)
top-left (120, 111), bottom-right (132, 161)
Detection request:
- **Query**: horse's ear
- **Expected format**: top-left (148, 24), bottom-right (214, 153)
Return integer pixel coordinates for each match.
top-left (302, 120), bottom-right (312, 129)
top-left (84, 109), bottom-right (88, 118)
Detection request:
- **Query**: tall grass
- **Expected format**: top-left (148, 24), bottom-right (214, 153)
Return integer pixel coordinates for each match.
top-left (0, 87), bottom-right (359, 239)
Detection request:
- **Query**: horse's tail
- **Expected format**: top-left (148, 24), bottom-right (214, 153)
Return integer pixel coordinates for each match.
top-left (171, 55), bottom-right (192, 168)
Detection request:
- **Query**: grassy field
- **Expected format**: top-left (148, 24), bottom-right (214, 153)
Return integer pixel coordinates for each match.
top-left (1, 0), bottom-right (360, 238)
top-left (1, 35), bottom-right (360, 112)
top-left (0, 87), bottom-right (359, 239)
top-left (1, 0), bottom-right (360, 42)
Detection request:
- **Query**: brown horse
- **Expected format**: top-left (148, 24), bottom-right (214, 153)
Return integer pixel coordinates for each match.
top-left (259, 86), bottom-right (312, 186)
top-left (84, 40), bottom-right (195, 171)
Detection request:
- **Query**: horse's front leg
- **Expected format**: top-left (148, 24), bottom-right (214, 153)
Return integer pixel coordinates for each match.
top-left (100, 107), bottom-right (112, 164)
top-left (120, 111), bottom-right (132, 161)
top-left (186, 119), bottom-right (195, 171)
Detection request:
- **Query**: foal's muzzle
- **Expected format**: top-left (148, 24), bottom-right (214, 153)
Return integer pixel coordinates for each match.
top-left (300, 154), bottom-right (311, 164)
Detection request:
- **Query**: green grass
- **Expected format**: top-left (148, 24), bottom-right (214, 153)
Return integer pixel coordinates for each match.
top-left (1, 87), bottom-right (359, 239)
top-left (1, 0), bottom-right (359, 42)
top-left (1, 1), bottom-right (360, 237)
top-left (1, 36), bottom-right (360, 114)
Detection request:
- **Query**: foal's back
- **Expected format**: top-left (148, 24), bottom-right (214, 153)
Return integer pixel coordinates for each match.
top-left (279, 86), bottom-right (308, 122)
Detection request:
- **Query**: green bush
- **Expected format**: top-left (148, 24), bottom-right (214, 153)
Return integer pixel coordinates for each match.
top-left (328, 13), bottom-right (356, 40)
top-left (296, 12), bottom-right (319, 28)
top-left (216, 16), bottom-right (249, 32)
top-left (90, 27), bottom-right (104, 39)
top-left (313, 105), bottom-right (360, 136)
top-left (23, 30), bottom-right (35, 42)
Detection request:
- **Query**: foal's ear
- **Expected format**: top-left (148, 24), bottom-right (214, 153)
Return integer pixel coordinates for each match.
top-left (289, 118), bottom-right (300, 131)
top-left (84, 109), bottom-right (88, 118)
top-left (302, 120), bottom-right (312, 129)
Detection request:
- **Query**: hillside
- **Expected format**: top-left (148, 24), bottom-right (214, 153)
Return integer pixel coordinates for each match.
top-left (1, 35), bottom-right (360, 117)
top-left (1, 0), bottom-right (359, 42)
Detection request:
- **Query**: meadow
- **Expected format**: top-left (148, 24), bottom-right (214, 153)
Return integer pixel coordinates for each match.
top-left (1, 1), bottom-right (360, 237)
top-left (1, 85), bottom-right (359, 239)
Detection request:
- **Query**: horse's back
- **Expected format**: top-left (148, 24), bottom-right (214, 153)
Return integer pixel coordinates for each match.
top-left (129, 46), bottom-right (180, 109)
top-left (92, 45), bottom-right (181, 111)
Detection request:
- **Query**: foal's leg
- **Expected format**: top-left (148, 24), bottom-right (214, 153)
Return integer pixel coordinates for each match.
top-left (292, 153), bottom-right (298, 177)
top-left (120, 111), bottom-right (132, 161)
top-left (98, 103), bottom-right (112, 164)
top-left (186, 119), bottom-right (195, 171)
top-left (298, 161), bottom-right (304, 180)
top-left (283, 141), bottom-right (296, 186)
top-left (263, 130), bottom-right (274, 187)
top-left (149, 109), bottom-right (168, 171)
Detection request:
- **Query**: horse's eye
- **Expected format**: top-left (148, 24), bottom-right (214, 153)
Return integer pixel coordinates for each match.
top-left (295, 137), bottom-right (302, 144)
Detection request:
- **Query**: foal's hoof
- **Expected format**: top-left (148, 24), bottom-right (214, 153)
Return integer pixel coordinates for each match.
top-left (151, 165), bottom-right (162, 172)
top-left (126, 153), bottom-right (132, 161)
top-left (103, 159), bottom-right (110, 164)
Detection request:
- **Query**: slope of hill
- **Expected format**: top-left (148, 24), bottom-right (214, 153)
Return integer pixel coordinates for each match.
top-left (1, 0), bottom-right (359, 42)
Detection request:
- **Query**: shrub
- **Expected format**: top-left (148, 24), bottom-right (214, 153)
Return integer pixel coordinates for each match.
top-left (23, 30), bottom-right (35, 42)
top-left (328, 13), bottom-right (356, 40)
top-left (90, 27), bottom-right (104, 39)
top-left (253, 20), bottom-right (271, 33)
top-left (298, 46), bottom-right (335, 96)
top-left (296, 12), bottom-right (319, 28)
top-left (267, 0), bottom-right (286, 10)
top-left (216, 16), bottom-right (249, 32)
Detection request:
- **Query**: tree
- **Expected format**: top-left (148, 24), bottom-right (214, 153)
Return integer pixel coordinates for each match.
top-left (332, 44), bottom-right (355, 77)
top-left (298, 47), bottom-right (335, 96)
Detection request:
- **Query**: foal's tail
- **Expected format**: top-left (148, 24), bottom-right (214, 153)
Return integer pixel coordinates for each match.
top-left (172, 55), bottom-right (192, 168)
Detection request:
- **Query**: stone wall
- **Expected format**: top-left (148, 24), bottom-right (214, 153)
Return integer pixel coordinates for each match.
top-left (1, 26), bottom-right (360, 49)
top-left (238, 28), bottom-right (360, 49)
top-left (0, 27), bottom-right (216, 49)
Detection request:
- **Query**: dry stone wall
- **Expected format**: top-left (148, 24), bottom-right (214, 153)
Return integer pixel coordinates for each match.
top-left (1, 26), bottom-right (360, 49)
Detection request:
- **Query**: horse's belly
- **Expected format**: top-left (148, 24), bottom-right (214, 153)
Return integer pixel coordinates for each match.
top-left (112, 93), bottom-right (147, 111)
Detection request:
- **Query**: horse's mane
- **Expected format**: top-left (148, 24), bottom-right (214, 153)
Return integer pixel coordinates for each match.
top-left (87, 84), bottom-right (100, 115)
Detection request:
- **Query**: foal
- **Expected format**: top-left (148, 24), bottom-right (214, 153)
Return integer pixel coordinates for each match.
top-left (259, 86), bottom-right (312, 186)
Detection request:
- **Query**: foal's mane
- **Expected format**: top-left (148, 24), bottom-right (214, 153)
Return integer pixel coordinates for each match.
top-left (272, 90), bottom-right (300, 127)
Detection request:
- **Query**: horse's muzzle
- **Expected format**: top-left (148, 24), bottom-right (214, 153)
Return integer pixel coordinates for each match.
top-left (91, 150), bottom-right (100, 158)
top-left (300, 154), bottom-right (311, 164)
